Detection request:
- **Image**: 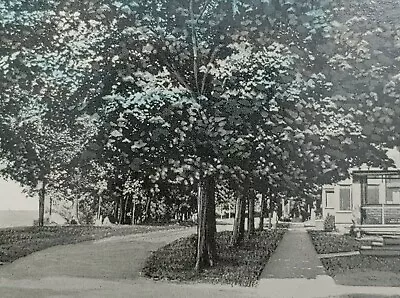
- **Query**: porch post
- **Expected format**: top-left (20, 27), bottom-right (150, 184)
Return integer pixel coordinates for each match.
top-left (382, 175), bottom-right (387, 225)
top-left (352, 175), bottom-right (365, 225)
top-left (281, 199), bottom-right (285, 219)
top-left (360, 176), bottom-right (367, 206)
top-left (381, 175), bottom-right (385, 224)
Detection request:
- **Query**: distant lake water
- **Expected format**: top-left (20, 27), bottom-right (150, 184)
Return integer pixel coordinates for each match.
top-left (0, 210), bottom-right (37, 228)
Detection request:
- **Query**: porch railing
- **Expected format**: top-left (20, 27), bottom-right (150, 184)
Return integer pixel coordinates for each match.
top-left (361, 205), bottom-right (400, 225)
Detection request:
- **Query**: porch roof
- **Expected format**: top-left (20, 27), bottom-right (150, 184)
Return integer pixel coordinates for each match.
top-left (351, 168), bottom-right (400, 179)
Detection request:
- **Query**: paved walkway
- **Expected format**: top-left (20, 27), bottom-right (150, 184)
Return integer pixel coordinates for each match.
top-left (260, 223), bottom-right (326, 279)
top-left (258, 223), bottom-right (400, 298)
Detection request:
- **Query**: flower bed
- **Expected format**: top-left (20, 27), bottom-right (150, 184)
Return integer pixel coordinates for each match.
top-left (143, 229), bottom-right (286, 287)
top-left (308, 230), bottom-right (363, 254)
top-left (309, 230), bottom-right (400, 286)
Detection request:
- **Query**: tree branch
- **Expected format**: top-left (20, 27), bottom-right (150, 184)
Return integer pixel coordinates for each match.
top-left (165, 60), bottom-right (194, 95)
top-left (145, 27), bottom-right (194, 96)
top-left (196, 0), bottom-right (212, 23)
top-left (200, 45), bottom-right (222, 95)
top-left (190, 0), bottom-right (199, 94)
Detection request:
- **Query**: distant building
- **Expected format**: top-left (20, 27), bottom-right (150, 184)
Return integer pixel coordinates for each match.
top-left (322, 167), bottom-right (400, 234)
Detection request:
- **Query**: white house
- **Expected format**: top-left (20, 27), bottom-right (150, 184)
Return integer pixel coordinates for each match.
top-left (322, 167), bottom-right (400, 233)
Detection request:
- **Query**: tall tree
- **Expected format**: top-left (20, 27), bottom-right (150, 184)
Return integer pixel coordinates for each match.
top-left (2, 0), bottom-right (399, 270)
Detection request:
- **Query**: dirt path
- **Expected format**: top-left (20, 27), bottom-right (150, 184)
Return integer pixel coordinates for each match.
top-left (0, 224), bottom-right (257, 298)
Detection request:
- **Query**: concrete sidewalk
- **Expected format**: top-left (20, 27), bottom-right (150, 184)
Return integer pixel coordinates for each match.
top-left (260, 223), bottom-right (325, 279)
top-left (257, 223), bottom-right (400, 298)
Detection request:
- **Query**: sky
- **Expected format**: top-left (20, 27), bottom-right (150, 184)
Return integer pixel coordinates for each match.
top-left (0, 149), bottom-right (399, 211)
top-left (0, 179), bottom-right (38, 210)
top-left (387, 147), bottom-right (400, 168)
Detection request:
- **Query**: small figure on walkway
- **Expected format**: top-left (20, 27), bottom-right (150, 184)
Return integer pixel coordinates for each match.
top-left (70, 216), bottom-right (78, 225)
top-left (103, 216), bottom-right (112, 226)
top-left (272, 206), bottom-right (278, 229)
top-left (94, 215), bottom-right (103, 226)
top-left (310, 201), bottom-right (316, 224)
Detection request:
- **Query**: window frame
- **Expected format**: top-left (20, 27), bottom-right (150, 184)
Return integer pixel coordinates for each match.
top-left (366, 184), bottom-right (380, 205)
top-left (325, 190), bottom-right (335, 208)
top-left (339, 185), bottom-right (352, 211)
top-left (386, 186), bottom-right (400, 204)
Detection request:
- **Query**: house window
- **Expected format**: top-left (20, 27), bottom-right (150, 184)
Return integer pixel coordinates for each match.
top-left (386, 187), bottom-right (400, 204)
top-left (325, 191), bottom-right (334, 208)
top-left (339, 186), bottom-right (351, 210)
top-left (366, 185), bottom-right (380, 205)
top-left (387, 178), bottom-right (400, 184)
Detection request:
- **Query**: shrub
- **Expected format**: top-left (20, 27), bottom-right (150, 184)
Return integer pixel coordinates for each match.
top-left (324, 214), bottom-right (335, 232)
top-left (315, 207), bottom-right (323, 220)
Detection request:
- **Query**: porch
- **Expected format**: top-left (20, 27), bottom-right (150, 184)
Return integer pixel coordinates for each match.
top-left (354, 169), bottom-right (400, 234)
top-left (322, 168), bottom-right (400, 234)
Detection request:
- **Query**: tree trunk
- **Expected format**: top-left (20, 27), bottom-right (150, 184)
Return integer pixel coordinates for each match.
top-left (131, 198), bottom-right (136, 225)
top-left (231, 190), bottom-right (247, 246)
top-left (259, 194), bottom-right (265, 231)
top-left (119, 197), bottom-right (125, 224)
top-left (123, 196), bottom-right (129, 224)
top-left (144, 195), bottom-right (151, 222)
top-left (96, 196), bottom-right (102, 220)
top-left (38, 180), bottom-right (46, 227)
top-left (248, 191), bottom-right (255, 236)
top-left (267, 198), bottom-right (272, 229)
top-left (114, 199), bottom-right (119, 223)
top-left (195, 176), bottom-right (217, 272)
top-left (75, 197), bottom-right (79, 222)
top-left (268, 212), bottom-right (272, 229)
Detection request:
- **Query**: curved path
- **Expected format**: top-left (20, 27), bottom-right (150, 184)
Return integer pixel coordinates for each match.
top-left (0, 225), bottom-right (257, 298)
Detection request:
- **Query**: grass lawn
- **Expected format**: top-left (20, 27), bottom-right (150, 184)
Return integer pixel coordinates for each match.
top-left (309, 230), bottom-right (400, 287)
top-left (143, 229), bottom-right (286, 287)
top-left (322, 255), bottom-right (400, 286)
top-left (0, 224), bottom-right (183, 264)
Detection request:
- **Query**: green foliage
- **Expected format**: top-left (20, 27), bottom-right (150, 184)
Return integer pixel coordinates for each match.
top-left (327, 0), bottom-right (400, 150)
top-left (323, 214), bottom-right (336, 232)
top-left (96, 0), bottom-right (367, 199)
top-left (1, 0), bottom-right (400, 228)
